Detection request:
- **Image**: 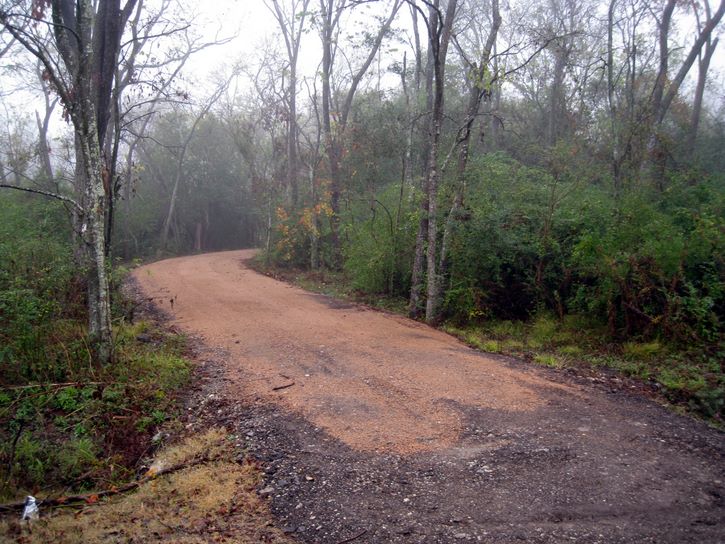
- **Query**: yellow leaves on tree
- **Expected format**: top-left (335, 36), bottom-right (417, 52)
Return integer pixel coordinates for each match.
top-left (274, 198), bottom-right (333, 264)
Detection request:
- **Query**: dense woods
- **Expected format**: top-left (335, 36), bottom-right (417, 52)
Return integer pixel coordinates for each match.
top-left (0, 0), bottom-right (724, 498)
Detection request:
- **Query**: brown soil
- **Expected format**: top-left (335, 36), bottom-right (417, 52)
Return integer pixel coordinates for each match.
top-left (133, 249), bottom-right (725, 543)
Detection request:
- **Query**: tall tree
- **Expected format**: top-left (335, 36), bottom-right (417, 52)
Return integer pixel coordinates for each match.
top-left (686, 0), bottom-right (720, 161)
top-left (648, 0), bottom-right (725, 186)
top-left (0, 0), bottom-right (138, 363)
top-left (266, 0), bottom-right (311, 208)
top-left (406, 0), bottom-right (458, 323)
top-left (318, 0), bottom-right (402, 266)
top-left (112, 2), bottom-right (232, 257)
top-left (438, 0), bottom-right (501, 299)
top-left (157, 79), bottom-right (231, 254)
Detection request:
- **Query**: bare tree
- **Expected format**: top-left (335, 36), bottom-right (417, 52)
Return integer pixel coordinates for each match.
top-left (0, 0), bottom-right (138, 363)
top-left (109, 2), bottom-right (232, 257)
top-left (686, 0), bottom-right (720, 161)
top-left (266, 0), bottom-right (311, 208)
top-left (156, 79), bottom-right (231, 253)
top-left (34, 63), bottom-right (58, 188)
top-left (648, 0), bottom-right (725, 186)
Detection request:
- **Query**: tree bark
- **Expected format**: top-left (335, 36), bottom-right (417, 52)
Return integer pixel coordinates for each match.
top-left (423, 0), bottom-right (458, 324)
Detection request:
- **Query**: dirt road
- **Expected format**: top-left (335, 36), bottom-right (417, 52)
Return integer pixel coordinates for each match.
top-left (134, 250), bottom-right (724, 543)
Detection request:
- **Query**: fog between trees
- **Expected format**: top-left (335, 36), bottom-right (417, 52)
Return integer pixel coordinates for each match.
top-left (1, 0), bottom-right (724, 355)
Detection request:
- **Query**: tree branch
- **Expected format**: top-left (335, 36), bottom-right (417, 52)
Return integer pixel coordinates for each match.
top-left (0, 183), bottom-right (81, 211)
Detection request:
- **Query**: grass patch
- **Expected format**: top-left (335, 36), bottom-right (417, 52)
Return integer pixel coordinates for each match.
top-left (501, 339), bottom-right (525, 351)
top-left (530, 314), bottom-right (559, 347)
top-left (489, 320), bottom-right (526, 339)
top-left (0, 429), bottom-right (293, 543)
top-left (558, 345), bottom-right (583, 357)
top-left (0, 319), bottom-right (192, 502)
top-left (622, 341), bottom-right (665, 360)
top-left (534, 354), bottom-right (563, 368)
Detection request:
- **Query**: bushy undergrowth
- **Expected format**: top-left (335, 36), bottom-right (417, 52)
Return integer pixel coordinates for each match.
top-left (261, 154), bottom-right (723, 420)
top-left (0, 194), bottom-right (191, 500)
top-left (444, 313), bottom-right (724, 420)
top-left (441, 154), bottom-right (725, 342)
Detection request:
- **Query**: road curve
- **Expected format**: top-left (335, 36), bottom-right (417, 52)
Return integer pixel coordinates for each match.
top-left (133, 250), bottom-right (724, 543)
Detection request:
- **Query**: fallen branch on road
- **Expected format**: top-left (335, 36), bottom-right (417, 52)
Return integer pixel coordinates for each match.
top-left (272, 382), bottom-right (295, 391)
top-left (336, 529), bottom-right (368, 543)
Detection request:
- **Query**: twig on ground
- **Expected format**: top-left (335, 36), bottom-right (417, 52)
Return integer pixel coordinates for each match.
top-left (272, 382), bottom-right (295, 391)
top-left (0, 454), bottom-right (215, 513)
top-left (0, 382), bottom-right (104, 392)
top-left (336, 529), bottom-right (368, 543)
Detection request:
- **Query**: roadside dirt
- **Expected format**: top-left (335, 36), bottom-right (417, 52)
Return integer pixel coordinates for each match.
top-left (133, 249), bottom-right (725, 543)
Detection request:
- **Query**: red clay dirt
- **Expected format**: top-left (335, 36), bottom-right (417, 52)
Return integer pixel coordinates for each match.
top-left (133, 249), bottom-right (724, 543)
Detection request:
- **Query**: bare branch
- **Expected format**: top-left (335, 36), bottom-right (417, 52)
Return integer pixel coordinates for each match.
top-left (0, 183), bottom-right (81, 211)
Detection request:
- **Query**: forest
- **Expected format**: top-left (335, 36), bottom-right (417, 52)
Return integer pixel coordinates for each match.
top-left (0, 0), bottom-right (724, 524)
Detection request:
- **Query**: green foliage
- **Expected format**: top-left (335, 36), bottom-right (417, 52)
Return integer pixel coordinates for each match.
top-left (0, 320), bottom-right (191, 499)
top-left (622, 341), bottom-right (665, 360)
top-left (534, 353), bottom-right (562, 368)
top-left (0, 188), bottom-right (192, 499)
top-left (437, 153), bottom-right (725, 348)
top-left (343, 186), bottom-right (416, 296)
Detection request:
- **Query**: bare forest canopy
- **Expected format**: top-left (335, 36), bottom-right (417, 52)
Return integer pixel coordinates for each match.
top-left (1, 0), bottom-right (724, 351)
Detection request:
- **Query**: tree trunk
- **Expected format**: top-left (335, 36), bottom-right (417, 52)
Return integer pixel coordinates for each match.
top-left (607, 0), bottom-right (623, 196)
top-left (409, 24), bottom-right (433, 316)
top-left (648, 0), bottom-right (725, 187)
top-left (408, 2), bottom-right (437, 319)
top-left (76, 51), bottom-right (113, 363)
top-left (288, 62), bottom-right (299, 207)
top-left (547, 49), bottom-right (567, 147)
top-left (423, 0), bottom-right (458, 325)
top-left (318, 0), bottom-right (401, 268)
top-left (686, 37), bottom-right (718, 161)
top-left (319, 0), bottom-right (340, 266)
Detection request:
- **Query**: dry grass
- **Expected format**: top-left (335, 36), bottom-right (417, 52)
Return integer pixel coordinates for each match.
top-left (1, 429), bottom-right (292, 543)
